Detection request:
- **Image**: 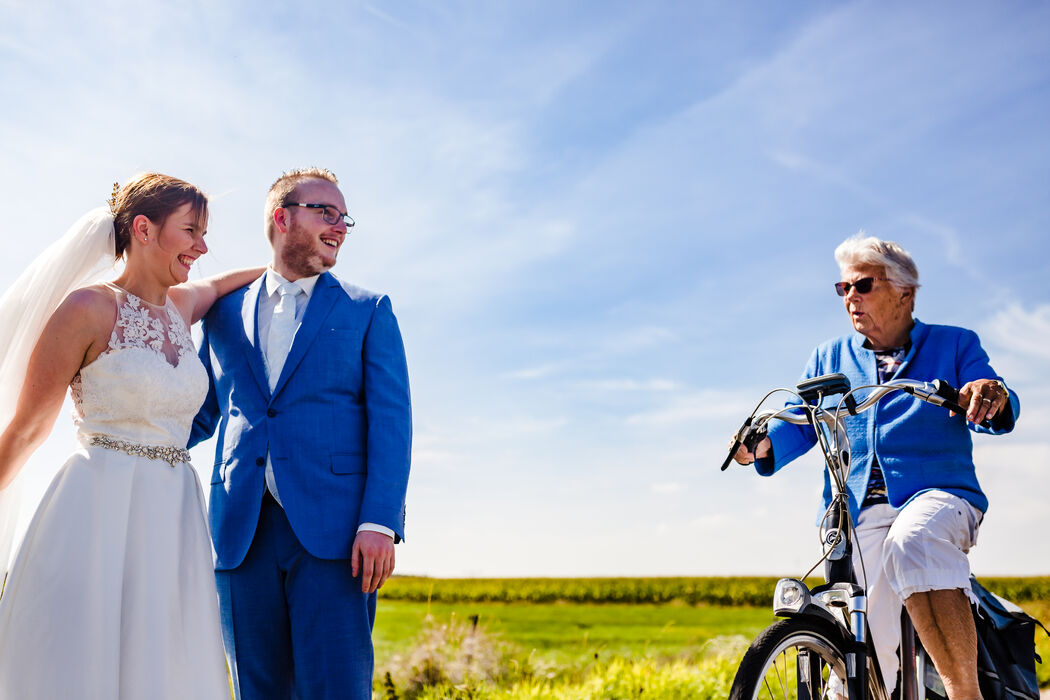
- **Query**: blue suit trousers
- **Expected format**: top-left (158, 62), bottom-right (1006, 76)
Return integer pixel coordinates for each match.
top-left (216, 493), bottom-right (377, 700)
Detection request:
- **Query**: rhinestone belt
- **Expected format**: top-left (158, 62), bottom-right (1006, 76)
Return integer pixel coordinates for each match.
top-left (89, 435), bottom-right (191, 468)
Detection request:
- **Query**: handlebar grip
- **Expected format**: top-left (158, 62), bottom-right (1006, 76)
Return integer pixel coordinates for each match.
top-left (932, 380), bottom-right (993, 428)
top-left (932, 380), bottom-right (967, 414)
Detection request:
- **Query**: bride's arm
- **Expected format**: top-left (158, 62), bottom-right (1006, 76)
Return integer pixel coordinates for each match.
top-left (0, 290), bottom-right (111, 490)
top-left (169, 267), bottom-right (267, 324)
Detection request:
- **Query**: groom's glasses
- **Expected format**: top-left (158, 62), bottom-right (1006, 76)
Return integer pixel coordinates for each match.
top-left (283, 202), bottom-right (356, 228)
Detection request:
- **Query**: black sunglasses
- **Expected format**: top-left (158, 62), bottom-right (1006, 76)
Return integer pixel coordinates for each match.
top-left (834, 276), bottom-right (886, 296)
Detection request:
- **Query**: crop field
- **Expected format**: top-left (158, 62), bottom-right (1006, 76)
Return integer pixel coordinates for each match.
top-left (380, 575), bottom-right (1050, 606)
top-left (373, 576), bottom-right (1050, 699)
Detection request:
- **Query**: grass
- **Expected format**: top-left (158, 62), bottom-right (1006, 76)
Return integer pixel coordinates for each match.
top-left (390, 655), bottom-right (743, 699)
top-left (374, 600), bottom-right (775, 668)
top-left (374, 605), bottom-right (750, 699)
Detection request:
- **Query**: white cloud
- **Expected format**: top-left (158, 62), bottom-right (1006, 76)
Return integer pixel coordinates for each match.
top-left (687, 513), bottom-right (733, 530)
top-left (626, 390), bottom-right (756, 427)
top-left (360, 2), bottom-right (412, 31)
top-left (420, 413), bottom-right (570, 447)
top-left (651, 481), bottom-right (685, 495)
top-left (580, 378), bottom-right (679, 393)
top-left (603, 326), bottom-right (679, 352)
top-left (982, 303), bottom-right (1050, 364)
top-left (503, 363), bottom-right (564, 381)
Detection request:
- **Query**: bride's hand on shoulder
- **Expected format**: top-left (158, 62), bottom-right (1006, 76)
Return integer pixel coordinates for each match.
top-left (169, 267), bottom-right (267, 325)
top-left (0, 287), bottom-right (113, 488)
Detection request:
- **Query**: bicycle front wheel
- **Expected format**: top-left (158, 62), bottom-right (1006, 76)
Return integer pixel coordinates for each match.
top-left (729, 617), bottom-right (853, 700)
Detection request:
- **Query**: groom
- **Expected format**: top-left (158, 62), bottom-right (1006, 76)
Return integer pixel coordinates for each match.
top-left (190, 167), bottom-right (412, 699)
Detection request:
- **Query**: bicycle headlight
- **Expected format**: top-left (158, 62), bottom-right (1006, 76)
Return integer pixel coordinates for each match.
top-left (773, 578), bottom-right (811, 615)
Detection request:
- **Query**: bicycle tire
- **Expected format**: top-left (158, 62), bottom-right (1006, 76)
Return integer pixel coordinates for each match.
top-left (729, 617), bottom-right (860, 700)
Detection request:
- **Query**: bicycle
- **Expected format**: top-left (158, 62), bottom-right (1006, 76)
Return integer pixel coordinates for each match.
top-left (718, 372), bottom-right (986, 700)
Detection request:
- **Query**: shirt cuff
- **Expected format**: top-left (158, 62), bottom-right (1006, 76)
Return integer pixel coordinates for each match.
top-left (753, 453), bottom-right (776, 475)
top-left (357, 522), bottom-right (395, 539)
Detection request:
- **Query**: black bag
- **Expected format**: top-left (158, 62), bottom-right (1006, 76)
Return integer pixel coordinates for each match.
top-left (970, 576), bottom-right (1047, 700)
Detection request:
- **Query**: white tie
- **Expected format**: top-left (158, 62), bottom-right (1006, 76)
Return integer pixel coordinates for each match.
top-left (266, 282), bottom-right (299, 391)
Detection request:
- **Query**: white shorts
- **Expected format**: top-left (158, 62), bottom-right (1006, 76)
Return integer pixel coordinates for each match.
top-left (877, 489), bottom-right (982, 602)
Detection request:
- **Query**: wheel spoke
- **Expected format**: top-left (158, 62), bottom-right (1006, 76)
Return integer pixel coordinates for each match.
top-left (773, 651), bottom-right (787, 696)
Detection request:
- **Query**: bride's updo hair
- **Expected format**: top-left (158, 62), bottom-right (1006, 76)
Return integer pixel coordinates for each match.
top-left (110, 173), bottom-right (208, 259)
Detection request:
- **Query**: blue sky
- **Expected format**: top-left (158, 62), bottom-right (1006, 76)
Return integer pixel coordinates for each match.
top-left (1, 0), bottom-right (1047, 577)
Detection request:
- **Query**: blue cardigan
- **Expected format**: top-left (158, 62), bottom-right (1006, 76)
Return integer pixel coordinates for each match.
top-left (756, 319), bottom-right (1019, 522)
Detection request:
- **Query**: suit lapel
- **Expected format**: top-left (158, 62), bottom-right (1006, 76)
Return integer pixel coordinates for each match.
top-left (239, 276), bottom-right (270, 395)
top-left (271, 272), bottom-right (339, 397)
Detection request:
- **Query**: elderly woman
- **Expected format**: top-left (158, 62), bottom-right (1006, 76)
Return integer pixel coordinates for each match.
top-left (734, 233), bottom-right (1019, 699)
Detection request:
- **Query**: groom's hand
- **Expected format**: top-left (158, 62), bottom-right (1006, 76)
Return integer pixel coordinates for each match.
top-left (351, 531), bottom-right (395, 593)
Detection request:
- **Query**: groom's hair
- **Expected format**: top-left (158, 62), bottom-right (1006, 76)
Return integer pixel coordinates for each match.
top-left (265, 167), bottom-right (340, 243)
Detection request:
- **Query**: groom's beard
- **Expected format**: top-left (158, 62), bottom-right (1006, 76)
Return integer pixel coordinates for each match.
top-left (280, 219), bottom-right (340, 277)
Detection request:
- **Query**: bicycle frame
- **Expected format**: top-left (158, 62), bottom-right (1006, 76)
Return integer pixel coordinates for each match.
top-left (733, 375), bottom-right (963, 700)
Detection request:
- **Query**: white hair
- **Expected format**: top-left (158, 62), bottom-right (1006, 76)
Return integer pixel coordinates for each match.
top-left (834, 232), bottom-right (920, 291)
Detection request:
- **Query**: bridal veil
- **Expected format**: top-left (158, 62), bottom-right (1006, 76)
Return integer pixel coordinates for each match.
top-left (0, 207), bottom-right (116, 582)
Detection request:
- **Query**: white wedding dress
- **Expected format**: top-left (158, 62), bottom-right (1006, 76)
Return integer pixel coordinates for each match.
top-left (0, 284), bottom-right (229, 699)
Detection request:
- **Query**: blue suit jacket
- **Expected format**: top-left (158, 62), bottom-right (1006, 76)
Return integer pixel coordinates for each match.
top-left (757, 319), bottom-right (1019, 523)
top-left (190, 272), bottom-right (411, 570)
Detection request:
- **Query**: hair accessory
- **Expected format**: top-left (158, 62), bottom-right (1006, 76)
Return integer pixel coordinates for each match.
top-left (108, 181), bottom-right (120, 212)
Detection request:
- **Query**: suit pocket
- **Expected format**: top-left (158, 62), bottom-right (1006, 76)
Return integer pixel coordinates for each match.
top-left (331, 453), bottom-right (365, 475)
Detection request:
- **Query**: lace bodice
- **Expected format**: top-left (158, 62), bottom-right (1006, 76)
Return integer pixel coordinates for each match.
top-left (71, 284), bottom-right (207, 447)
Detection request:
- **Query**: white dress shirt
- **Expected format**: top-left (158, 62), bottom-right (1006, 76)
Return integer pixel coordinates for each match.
top-left (259, 268), bottom-right (393, 540)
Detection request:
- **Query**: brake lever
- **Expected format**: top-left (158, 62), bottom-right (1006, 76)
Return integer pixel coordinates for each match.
top-left (742, 424), bottom-right (768, 455)
top-left (720, 417), bottom-right (752, 471)
top-left (720, 419), bottom-right (768, 471)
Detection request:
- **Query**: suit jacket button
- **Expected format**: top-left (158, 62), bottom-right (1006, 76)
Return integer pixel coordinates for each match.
top-left (267, 408), bottom-right (277, 418)
top-left (256, 457), bottom-right (265, 466)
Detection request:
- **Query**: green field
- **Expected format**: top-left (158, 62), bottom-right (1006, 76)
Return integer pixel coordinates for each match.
top-left (373, 577), bottom-right (1050, 699)
top-left (380, 575), bottom-right (1050, 606)
top-left (373, 600), bottom-right (760, 698)
top-left (374, 600), bottom-right (775, 667)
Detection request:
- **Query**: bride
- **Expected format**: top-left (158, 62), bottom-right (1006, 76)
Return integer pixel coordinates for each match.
top-left (0, 173), bottom-right (262, 698)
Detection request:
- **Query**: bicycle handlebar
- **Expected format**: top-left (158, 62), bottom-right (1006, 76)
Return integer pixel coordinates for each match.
top-left (720, 377), bottom-right (991, 471)
top-left (921, 379), bottom-right (983, 421)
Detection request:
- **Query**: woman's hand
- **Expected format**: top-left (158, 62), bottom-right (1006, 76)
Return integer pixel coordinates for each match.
top-left (732, 436), bottom-right (772, 465)
top-left (170, 266), bottom-right (267, 324)
top-left (956, 378), bottom-right (1008, 424)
